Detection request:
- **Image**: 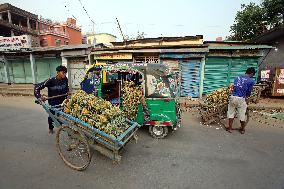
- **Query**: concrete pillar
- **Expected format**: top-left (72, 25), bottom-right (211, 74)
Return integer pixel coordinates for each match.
top-left (19, 19), bottom-right (22, 27)
top-left (2, 56), bottom-right (11, 84)
top-left (30, 53), bottom-right (37, 84)
top-left (7, 10), bottom-right (12, 23)
top-left (0, 13), bottom-right (3, 20)
top-left (199, 57), bottom-right (205, 98)
top-left (27, 17), bottom-right (31, 29)
top-left (61, 55), bottom-right (68, 77)
top-left (36, 21), bottom-right (39, 32)
top-left (11, 30), bottom-right (14, 36)
top-left (88, 53), bottom-right (94, 65)
top-left (61, 55), bottom-right (71, 89)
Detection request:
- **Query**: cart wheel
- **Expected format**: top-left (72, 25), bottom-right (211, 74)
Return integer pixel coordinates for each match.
top-left (149, 125), bottom-right (169, 139)
top-left (56, 126), bottom-right (92, 171)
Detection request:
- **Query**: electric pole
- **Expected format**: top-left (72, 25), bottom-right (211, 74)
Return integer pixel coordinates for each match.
top-left (116, 18), bottom-right (125, 42)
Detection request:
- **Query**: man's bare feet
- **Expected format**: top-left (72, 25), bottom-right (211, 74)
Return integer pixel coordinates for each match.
top-left (49, 129), bottom-right (54, 134)
top-left (239, 128), bottom-right (245, 134)
top-left (226, 127), bottom-right (232, 133)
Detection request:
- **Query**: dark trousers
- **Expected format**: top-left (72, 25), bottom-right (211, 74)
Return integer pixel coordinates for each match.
top-left (48, 110), bottom-right (55, 130)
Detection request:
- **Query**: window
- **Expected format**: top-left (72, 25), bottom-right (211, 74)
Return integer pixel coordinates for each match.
top-left (134, 56), bottom-right (159, 63)
top-left (55, 39), bottom-right (61, 46)
top-left (40, 39), bottom-right (48, 47)
top-left (145, 73), bottom-right (173, 98)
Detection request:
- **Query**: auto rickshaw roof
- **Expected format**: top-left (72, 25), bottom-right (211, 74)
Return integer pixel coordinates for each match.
top-left (88, 62), bottom-right (172, 76)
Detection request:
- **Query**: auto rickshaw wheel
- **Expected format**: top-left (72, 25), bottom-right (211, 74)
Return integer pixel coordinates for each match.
top-left (149, 125), bottom-right (169, 139)
top-left (56, 126), bottom-right (92, 171)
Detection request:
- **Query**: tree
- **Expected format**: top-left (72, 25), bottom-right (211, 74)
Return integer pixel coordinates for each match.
top-left (262, 0), bottom-right (284, 28)
top-left (227, 3), bottom-right (265, 41)
top-left (227, 0), bottom-right (284, 41)
top-left (124, 31), bottom-right (146, 41)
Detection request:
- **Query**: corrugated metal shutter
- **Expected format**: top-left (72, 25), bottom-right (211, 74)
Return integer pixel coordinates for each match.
top-left (49, 58), bottom-right (61, 77)
top-left (204, 57), bottom-right (230, 94)
top-left (204, 57), bottom-right (259, 94)
top-left (0, 61), bottom-right (5, 83)
top-left (24, 59), bottom-right (33, 83)
top-left (229, 57), bottom-right (259, 83)
top-left (10, 59), bottom-right (25, 83)
top-left (9, 59), bottom-right (33, 83)
top-left (36, 58), bottom-right (50, 83)
top-left (180, 60), bottom-right (201, 97)
top-left (36, 58), bottom-right (61, 83)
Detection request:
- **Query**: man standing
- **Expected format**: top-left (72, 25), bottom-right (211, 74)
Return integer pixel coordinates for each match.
top-left (227, 67), bottom-right (256, 134)
top-left (34, 65), bottom-right (69, 134)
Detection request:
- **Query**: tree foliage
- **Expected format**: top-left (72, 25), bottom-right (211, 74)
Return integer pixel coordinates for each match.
top-left (227, 0), bottom-right (284, 41)
top-left (124, 31), bottom-right (146, 41)
top-left (262, 0), bottom-right (284, 28)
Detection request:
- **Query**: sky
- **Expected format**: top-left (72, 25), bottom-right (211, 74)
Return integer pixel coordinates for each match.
top-left (3, 0), bottom-right (262, 41)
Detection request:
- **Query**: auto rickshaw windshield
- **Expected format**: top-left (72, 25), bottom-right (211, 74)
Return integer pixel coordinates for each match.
top-left (145, 70), bottom-right (176, 98)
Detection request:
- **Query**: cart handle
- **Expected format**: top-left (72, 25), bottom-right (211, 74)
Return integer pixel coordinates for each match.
top-left (45, 93), bottom-right (68, 100)
top-left (35, 93), bottom-right (69, 104)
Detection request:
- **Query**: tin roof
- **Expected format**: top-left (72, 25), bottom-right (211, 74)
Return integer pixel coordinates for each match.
top-left (207, 45), bottom-right (273, 50)
top-left (253, 25), bottom-right (284, 43)
top-left (111, 35), bottom-right (203, 46)
top-left (92, 44), bottom-right (208, 52)
top-left (32, 44), bottom-right (92, 52)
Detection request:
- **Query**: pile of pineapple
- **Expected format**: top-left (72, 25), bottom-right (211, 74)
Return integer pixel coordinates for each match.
top-left (122, 81), bottom-right (143, 120)
top-left (204, 84), bottom-right (233, 107)
top-left (62, 90), bottom-right (129, 138)
top-left (204, 84), bottom-right (262, 108)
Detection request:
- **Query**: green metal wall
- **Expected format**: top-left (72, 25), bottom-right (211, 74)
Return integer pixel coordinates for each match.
top-left (36, 58), bottom-right (61, 83)
top-left (8, 59), bottom-right (33, 83)
top-left (203, 57), bottom-right (260, 94)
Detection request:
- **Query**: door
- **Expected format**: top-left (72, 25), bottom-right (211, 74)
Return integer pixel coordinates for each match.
top-left (69, 61), bottom-right (86, 89)
top-left (180, 60), bottom-right (201, 97)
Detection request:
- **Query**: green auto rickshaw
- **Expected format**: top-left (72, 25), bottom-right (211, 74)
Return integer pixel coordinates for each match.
top-left (80, 62), bottom-right (181, 138)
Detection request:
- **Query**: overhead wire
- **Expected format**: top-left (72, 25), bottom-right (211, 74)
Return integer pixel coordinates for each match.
top-left (64, 5), bottom-right (77, 20)
top-left (77, 0), bottom-right (95, 33)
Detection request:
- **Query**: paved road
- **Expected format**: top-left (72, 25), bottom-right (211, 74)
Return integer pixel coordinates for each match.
top-left (0, 96), bottom-right (284, 189)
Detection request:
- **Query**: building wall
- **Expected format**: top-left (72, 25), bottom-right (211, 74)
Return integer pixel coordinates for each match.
top-left (95, 33), bottom-right (116, 46)
top-left (38, 19), bottom-right (82, 47)
top-left (0, 3), bottom-right (39, 37)
top-left (66, 27), bottom-right (82, 45)
top-left (260, 36), bottom-right (284, 71)
top-left (41, 35), bottom-right (68, 46)
top-left (87, 35), bottom-right (95, 45)
top-left (87, 33), bottom-right (116, 46)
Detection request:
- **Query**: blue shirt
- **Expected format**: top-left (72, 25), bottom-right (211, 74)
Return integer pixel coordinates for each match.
top-left (232, 75), bottom-right (255, 98)
top-left (34, 77), bottom-right (69, 106)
